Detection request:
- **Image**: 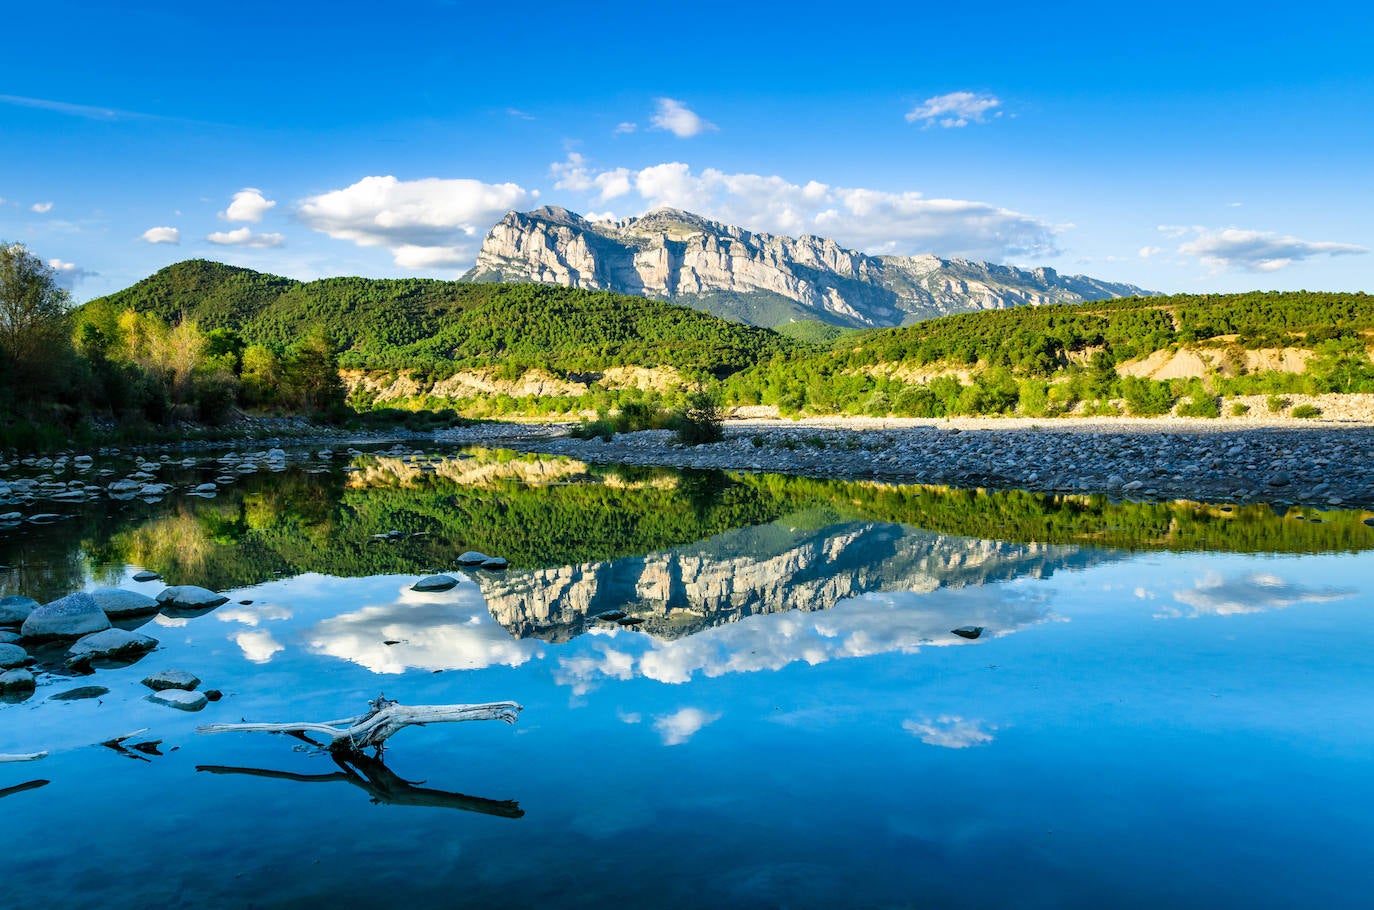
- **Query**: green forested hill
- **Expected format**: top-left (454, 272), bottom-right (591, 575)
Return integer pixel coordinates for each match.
top-left (79, 259), bottom-right (794, 376)
top-left (70, 259), bottom-right (1374, 427)
top-left (724, 290), bottom-right (1374, 416)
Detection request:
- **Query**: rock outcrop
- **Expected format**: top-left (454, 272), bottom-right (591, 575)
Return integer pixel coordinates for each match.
top-left (467, 206), bottom-right (1155, 327)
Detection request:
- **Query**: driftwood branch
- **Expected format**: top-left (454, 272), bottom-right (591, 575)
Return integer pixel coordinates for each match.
top-left (198, 752), bottom-right (523, 818)
top-left (196, 695), bottom-right (522, 753)
top-left (0, 751), bottom-right (48, 763)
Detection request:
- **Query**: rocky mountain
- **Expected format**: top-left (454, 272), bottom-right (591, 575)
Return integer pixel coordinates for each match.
top-left (465, 205), bottom-right (1156, 328)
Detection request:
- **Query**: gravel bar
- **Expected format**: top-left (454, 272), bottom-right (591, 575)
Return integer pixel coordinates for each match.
top-left (440, 417), bottom-right (1374, 511)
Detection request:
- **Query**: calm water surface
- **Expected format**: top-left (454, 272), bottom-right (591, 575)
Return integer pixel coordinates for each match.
top-left (1, 446), bottom-right (1371, 908)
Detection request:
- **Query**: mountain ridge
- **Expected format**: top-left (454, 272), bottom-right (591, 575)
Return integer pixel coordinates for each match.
top-left (465, 205), bottom-right (1158, 328)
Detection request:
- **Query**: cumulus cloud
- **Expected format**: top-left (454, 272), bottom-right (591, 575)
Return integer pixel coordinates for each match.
top-left (221, 187), bottom-right (276, 223)
top-left (296, 174), bottom-right (534, 269)
top-left (649, 98), bottom-right (717, 138)
top-left (614, 121), bottom-right (638, 135)
top-left (903, 716), bottom-right (996, 749)
top-left (1174, 227), bottom-right (1366, 272)
top-left (551, 153), bottom-right (634, 203)
top-left (140, 226), bottom-right (181, 245)
top-left (906, 91), bottom-right (1003, 128)
top-left (31, 201), bottom-right (53, 213)
top-left (653, 707), bottom-right (721, 745)
top-left (1163, 572), bottom-right (1354, 618)
top-left (207, 227), bottom-right (285, 248)
top-left (548, 156), bottom-right (1059, 259)
top-left (1138, 245), bottom-right (1162, 258)
top-left (46, 257), bottom-right (96, 288)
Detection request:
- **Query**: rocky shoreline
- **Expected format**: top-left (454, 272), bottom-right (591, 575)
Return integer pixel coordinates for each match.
top-left (439, 417), bottom-right (1374, 512)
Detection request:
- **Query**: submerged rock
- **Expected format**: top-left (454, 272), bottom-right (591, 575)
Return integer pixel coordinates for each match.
top-left (68, 628), bottom-right (158, 665)
top-left (156, 586), bottom-right (229, 610)
top-left (456, 551), bottom-right (490, 566)
top-left (89, 587), bottom-right (161, 619)
top-left (951, 626), bottom-right (985, 640)
top-left (21, 592), bottom-right (111, 640)
top-left (0, 642), bottom-right (29, 669)
top-left (131, 570), bottom-right (162, 582)
top-left (0, 668), bottom-right (36, 693)
top-left (147, 688), bottom-right (208, 711)
top-left (412, 574), bottom-right (459, 592)
top-left (0, 595), bottom-right (39, 625)
top-left (142, 669), bottom-right (200, 691)
top-left (49, 685), bottom-right (109, 701)
top-left (480, 557), bottom-right (509, 570)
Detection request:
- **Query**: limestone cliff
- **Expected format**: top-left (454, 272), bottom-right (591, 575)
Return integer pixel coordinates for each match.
top-left (466, 206), bottom-right (1155, 328)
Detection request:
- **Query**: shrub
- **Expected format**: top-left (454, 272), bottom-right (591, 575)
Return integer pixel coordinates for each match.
top-left (1291, 404), bottom-right (1321, 419)
top-left (1229, 402), bottom-right (1251, 416)
top-left (673, 389), bottom-right (725, 445)
top-left (1120, 376), bottom-right (1176, 416)
top-left (1177, 389), bottom-right (1221, 418)
top-left (1267, 394), bottom-right (1287, 413)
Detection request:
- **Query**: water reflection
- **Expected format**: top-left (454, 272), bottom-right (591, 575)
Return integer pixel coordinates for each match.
top-left (308, 583), bottom-right (543, 674)
top-left (198, 754), bottom-right (524, 817)
top-left (902, 716), bottom-right (997, 749)
top-left (554, 585), bottom-right (1054, 692)
top-left (0, 778), bottom-right (49, 799)
top-left (1162, 571), bottom-right (1356, 618)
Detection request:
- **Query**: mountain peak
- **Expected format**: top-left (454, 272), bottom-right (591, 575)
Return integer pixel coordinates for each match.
top-left (471, 206), bottom-right (1156, 328)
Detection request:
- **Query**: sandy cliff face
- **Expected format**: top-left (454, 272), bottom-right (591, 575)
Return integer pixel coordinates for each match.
top-left (469, 206), bottom-right (1154, 327)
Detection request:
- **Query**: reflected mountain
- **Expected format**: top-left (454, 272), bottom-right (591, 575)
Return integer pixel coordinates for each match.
top-left (477, 510), bottom-right (1102, 643)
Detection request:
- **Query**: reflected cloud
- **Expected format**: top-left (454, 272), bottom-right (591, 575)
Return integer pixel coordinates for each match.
top-left (654, 707), bottom-right (721, 745)
top-left (218, 604), bottom-right (293, 625)
top-left (235, 630), bottom-right (284, 663)
top-left (903, 716), bottom-right (996, 749)
top-left (1165, 572), bottom-right (1355, 618)
top-left (307, 581), bottom-right (543, 674)
top-left (556, 586), bottom-right (1052, 691)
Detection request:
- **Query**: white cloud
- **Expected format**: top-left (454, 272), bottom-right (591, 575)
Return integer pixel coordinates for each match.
top-left (505, 108), bottom-right (534, 120)
top-left (1163, 572), bottom-right (1354, 618)
top-left (903, 716), bottom-right (996, 748)
top-left (296, 174), bottom-right (534, 270)
top-left (1175, 227), bottom-right (1367, 272)
top-left (653, 707), bottom-right (721, 745)
top-left (550, 158), bottom-right (1059, 259)
top-left (551, 153), bottom-right (634, 203)
top-left (221, 187), bottom-right (276, 223)
top-left (140, 226), bottom-right (181, 245)
top-left (207, 227), bottom-right (285, 248)
top-left (46, 257), bottom-right (96, 288)
top-left (1138, 245), bottom-right (1162, 258)
top-left (614, 121), bottom-right (638, 134)
top-left (906, 91), bottom-right (1003, 128)
top-left (31, 201), bottom-right (53, 213)
top-left (649, 98), bottom-right (717, 138)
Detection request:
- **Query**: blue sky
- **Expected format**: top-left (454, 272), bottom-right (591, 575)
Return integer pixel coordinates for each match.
top-left (2, 0), bottom-right (1371, 300)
